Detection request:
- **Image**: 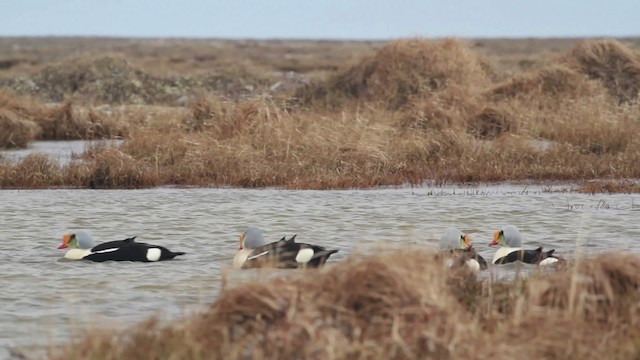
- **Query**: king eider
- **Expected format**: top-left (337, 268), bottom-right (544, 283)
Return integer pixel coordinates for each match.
top-left (489, 225), bottom-right (564, 266)
top-left (439, 228), bottom-right (488, 271)
top-left (233, 227), bottom-right (339, 269)
top-left (58, 230), bottom-right (186, 262)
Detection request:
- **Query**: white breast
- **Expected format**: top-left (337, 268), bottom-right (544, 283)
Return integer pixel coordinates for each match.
top-left (492, 247), bottom-right (523, 264)
top-left (64, 249), bottom-right (92, 260)
top-left (233, 249), bottom-right (255, 269)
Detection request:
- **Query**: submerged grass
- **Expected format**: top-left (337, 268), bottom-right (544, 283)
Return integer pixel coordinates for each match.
top-left (50, 249), bottom-right (640, 359)
top-left (1, 37), bottom-right (640, 189)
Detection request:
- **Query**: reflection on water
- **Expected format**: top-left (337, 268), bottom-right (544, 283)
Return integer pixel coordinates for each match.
top-left (1, 139), bottom-right (123, 165)
top-left (0, 185), bottom-right (639, 355)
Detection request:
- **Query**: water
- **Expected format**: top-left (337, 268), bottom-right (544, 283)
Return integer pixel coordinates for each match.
top-left (1, 139), bottom-right (123, 165)
top-left (1, 185), bottom-right (639, 357)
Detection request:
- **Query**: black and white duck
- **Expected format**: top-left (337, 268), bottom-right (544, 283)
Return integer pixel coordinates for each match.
top-left (439, 228), bottom-right (488, 271)
top-left (233, 227), bottom-right (339, 269)
top-left (57, 230), bottom-right (186, 262)
top-left (489, 225), bottom-right (564, 266)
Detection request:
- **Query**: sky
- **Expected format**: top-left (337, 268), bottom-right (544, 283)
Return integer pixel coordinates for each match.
top-left (0, 0), bottom-right (638, 39)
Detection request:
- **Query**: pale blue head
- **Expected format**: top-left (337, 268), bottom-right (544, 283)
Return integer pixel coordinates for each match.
top-left (490, 225), bottom-right (522, 247)
top-left (439, 228), bottom-right (471, 250)
top-left (58, 230), bottom-right (96, 250)
top-left (239, 227), bottom-right (266, 250)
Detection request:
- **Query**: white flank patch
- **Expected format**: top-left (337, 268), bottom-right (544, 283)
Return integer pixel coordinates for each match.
top-left (539, 257), bottom-right (559, 266)
top-left (146, 248), bottom-right (162, 262)
top-left (295, 248), bottom-right (315, 264)
top-left (492, 246), bottom-right (523, 264)
top-left (466, 259), bottom-right (481, 272)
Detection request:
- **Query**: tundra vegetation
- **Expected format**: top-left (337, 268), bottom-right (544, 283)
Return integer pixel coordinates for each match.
top-left (0, 37), bottom-right (639, 190)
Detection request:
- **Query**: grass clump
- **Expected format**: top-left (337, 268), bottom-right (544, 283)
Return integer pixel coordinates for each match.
top-left (0, 107), bottom-right (40, 148)
top-left (295, 38), bottom-right (491, 109)
top-left (0, 153), bottom-right (64, 187)
top-left (0, 90), bottom-right (129, 148)
top-left (51, 249), bottom-right (640, 359)
top-left (0, 91), bottom-right (41, 148)
top-left (564, 39), bottom-right (640, 104)
top-left (37, 101), bottom-right (130, 140)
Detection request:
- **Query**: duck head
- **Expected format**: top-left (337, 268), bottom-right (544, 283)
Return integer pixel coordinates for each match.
top-left (490, 225), bottom-right (522, 247)
top-left (439, 228), bottom-right (472, 251)
top-left (58, 230), bottom-right (95, 250)
top-left (239, 227), bottom-right (266, 250)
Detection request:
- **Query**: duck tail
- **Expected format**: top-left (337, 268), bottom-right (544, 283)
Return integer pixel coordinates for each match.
top-left (316, 248), bottom-right (339, 260)
top-left (166, 251), bottom-right (186, 260)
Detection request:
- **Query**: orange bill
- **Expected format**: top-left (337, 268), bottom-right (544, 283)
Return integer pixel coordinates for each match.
top-left (489, 230), bottom-right (500, 246)
top-left (58, 233), bottom-right (71, 249)
top-left (464, 234), bottom-right (471, 249)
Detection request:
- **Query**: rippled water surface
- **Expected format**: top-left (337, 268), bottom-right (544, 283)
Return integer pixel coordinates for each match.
top-left (2, 139), bottom-right (122, 165)
top-left (1, 185), bottom-right (639, 357)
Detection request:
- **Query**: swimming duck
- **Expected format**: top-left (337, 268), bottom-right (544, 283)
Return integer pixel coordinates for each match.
top-left (489, 225), bottom-right (562, 266)
top-left (439, 228), bottom-right (488, 271)
top-left (233, 227), bottom-right (339, 269)
top-left (58, 230), bottom-right (186, 262)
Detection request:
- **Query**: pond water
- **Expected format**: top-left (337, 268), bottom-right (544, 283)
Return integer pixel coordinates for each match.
top-left (1, 185), bottom-right (639, 358)
top-left (1, 139), bottom-right (123, 165)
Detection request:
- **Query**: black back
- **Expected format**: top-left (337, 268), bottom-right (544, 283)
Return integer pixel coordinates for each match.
top-left (90, 236), bottom-right (137, 252)
top-left (84, 237), bottom-right (185, 262)
top-left (494, 247), bottom-right (559, 265)
top-left (243, 235), bottom-right (338, 269)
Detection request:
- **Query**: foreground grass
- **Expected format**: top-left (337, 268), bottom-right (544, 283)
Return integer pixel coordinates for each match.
top-left (1, 37), bottom-right (640, 189)
top-left (49, 249), bottom-right (640, 359)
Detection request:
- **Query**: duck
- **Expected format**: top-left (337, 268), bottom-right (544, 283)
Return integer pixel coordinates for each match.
top-left (233, 227), bottom-right (339, 269)
top-left (57, 230), bottom-right (186, 262)
top-left (439, 228), bottom-right (488, 271)
top-left (489, 225), bottom-right (563, 266)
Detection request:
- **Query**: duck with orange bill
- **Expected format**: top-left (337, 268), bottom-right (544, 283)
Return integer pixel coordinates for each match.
top-left (233, 227), bottom-right (339, 269)
top-left (439, 228), bottom-right (488, 271)
top-left (489, 225), bottom-right (564, 266)
top-left (58, 230), bottom-right (185, 262)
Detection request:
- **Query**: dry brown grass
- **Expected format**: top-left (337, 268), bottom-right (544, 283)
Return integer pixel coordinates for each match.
top-left (1, 37), bottom-right (640, 189)
top-left (37, 101), bottom-right (130, 140)
top-left (0, 90), bottom-right (41, 148)
top-left (294, 38), bottom-right (491, 109)
top-left (0, 90), bottom-right (129, 149)
top-left (563, 39), bottom-right (640, 104)
top-left (0, 152), bottom-right (64, 187)
top-left (576, 180), bottom-right (640, 194)
top-left (50, 249), bottom-right (640, 359)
